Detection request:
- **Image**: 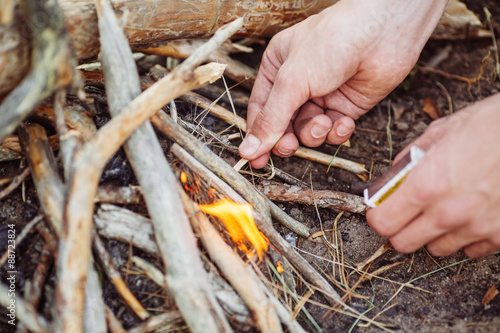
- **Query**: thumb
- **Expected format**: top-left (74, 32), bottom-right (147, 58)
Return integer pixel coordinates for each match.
top-left (239, 64), bottom-right (308, 160)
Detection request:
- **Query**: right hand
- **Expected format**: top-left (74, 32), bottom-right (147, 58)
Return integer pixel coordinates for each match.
top-left (239, 0), bottom-right (449, 168)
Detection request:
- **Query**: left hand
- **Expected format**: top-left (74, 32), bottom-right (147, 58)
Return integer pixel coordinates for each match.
top-left (366, 93), bottom-right (500, 258)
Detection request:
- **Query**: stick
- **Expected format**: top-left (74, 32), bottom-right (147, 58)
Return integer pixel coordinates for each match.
top-left (128, 312), bottom-right (184, 333)
top-left (55, 17), bottom-right (234, 333)
top-left (180, 92), bottom-right (369, 179)
top-left (136, 40), bottom-right (256, 89)
top-left (0, 135), bottom-right (23, 162)
top-left (179, 190), bottom-right (284, 333)
top-left (83, 262), bottom-right (108, 333)
top-left (0, 167), bottom-right (29, 200)
top-left (151, 111), bottom-right (348, 308)
top-left (27, 244), bottom-right (52, 308)
top-left (132, 256), bottom-right (253, 328)
top-left (256, 180), bottom-right (367, 215)
top-left (18, 124), bottom-right (64, 236)
top-left (93, 234), bottom-right (150, 320)
top-left (95, 186), bottom-right (143, 205)
top-left (97, 0), bottom-right (232, 330)
top-left (94, 204), bottom-right (159, 255)
top-left (0, 214), bottom-right (43, 268)
top-left (356, 241), bottom-right (393, 272)
top-left (104, 306), bottom-right (127, 333)
top-left (171, 144), bottom-right (310, 237)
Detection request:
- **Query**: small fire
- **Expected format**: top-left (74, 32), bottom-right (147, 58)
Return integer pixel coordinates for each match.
top-left (180, 171), bottom-right (199, 194)
top-left (276, 262), bottom-right (283, 274)
top-left (198, 198), bottom-right (268, 260)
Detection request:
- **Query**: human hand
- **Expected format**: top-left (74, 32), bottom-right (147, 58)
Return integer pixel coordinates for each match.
top-left (367, 93), bottom-right (500, 258)
top-left (239, 0), bottom-right (448, 168)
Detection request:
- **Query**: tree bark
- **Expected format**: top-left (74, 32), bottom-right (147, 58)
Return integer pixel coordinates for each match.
top-left (0, 0), bottom-right (489, 98)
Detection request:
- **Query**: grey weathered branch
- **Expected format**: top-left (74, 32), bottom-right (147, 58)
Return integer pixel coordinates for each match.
top-left (54, 9), bottom-right (235, 331)
top-left (97, 0), bottom-right (232, 330)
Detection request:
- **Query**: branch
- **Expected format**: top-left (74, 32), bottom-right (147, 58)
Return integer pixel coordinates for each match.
top-left (180, 92), bottom-right (368, 179)
top-left (256, 180), bottom-right (367, 215)
top-left (96, 0), bottom-right (233, 330)
top-left (55, 14), bottom-right (238, 333)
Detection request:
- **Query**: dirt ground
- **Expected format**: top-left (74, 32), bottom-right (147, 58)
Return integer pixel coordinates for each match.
top-left (1, 1), bottom-right (500, 332)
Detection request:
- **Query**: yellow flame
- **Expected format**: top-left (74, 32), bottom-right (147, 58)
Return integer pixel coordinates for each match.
top-left (180, 172), bottom-right (187, 184)
top-left (198, 198), bottom-right (268, 260)
top-left (276, 262), bottom-right (283, 274)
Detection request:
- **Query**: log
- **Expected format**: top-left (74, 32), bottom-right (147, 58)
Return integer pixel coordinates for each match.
top-left (0, 0), bottom-right (490, 98)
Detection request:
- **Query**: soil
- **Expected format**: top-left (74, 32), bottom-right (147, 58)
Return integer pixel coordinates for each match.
top-left (1, 1), bottom-right (500, 332)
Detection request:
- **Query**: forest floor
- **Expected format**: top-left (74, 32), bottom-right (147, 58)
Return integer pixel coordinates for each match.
top-left (1, 0), bottom-right (500, 332)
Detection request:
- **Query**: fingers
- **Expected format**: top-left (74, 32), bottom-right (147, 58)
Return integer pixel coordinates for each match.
top-left (388, 193), bottom-right (482, 254)
top-left (249, 152), bottom-right (271, 169)
top-left (272, 125), bottom-right (299, 157)
top-left (367, 152), bottom-right (447, 237)
top-left (293, 102), bottom-right (333, 147)
top-left (240, 39), bottom-right (307, 163)
top-left (326, 114), bottom-right (355, 145)
top-left (464, 240), bottom-right (500, 258)
top-left (292, 102), bottom-right (355, 147)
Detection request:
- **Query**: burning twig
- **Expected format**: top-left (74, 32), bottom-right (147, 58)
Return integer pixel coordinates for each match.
top-left (180, 92), bottom-right (369, 179)
top-left (0, 167), bottom-right (30, 200)
top-left (171, 144), bottom-right (310, 237)
top-left (256, 180), bottom-right (367, 215)
top-left (180, 190), bottom-right (284, 333)
top-left (152, 114), bottom-right (349, 309)
top-left (96, 0), bottom-right (232, 330)
top-left (93, 234), bottom-right (150, 320)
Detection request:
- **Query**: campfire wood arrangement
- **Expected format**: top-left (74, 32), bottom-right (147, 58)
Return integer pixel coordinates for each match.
top-left (0, 0), bottom-right (496, 332)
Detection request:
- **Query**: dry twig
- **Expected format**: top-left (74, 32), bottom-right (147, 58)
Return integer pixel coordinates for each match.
top-left (180, 92), bottom-right (368, 179)
top-left (256, 180), bottom-right (367, 214)
top-left (0, 167), bottom-right (30, 201)
top-left (93, 234), bottom-right (150, 320)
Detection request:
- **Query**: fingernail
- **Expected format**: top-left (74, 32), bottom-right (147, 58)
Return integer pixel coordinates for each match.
top-left (336, 124), bottom-right (351, 137)
top-left (311, 124), bottom-right (329, 138)
top-left (239, 134), bottom-right (261, 157)
top-left (277, 147), bottom-right (294, 156)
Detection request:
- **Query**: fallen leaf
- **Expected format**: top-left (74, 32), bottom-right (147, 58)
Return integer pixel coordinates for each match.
top-left (423, 97), bottom-right (442, 120)
top-left (482, 285), bottom-right (499, 305)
